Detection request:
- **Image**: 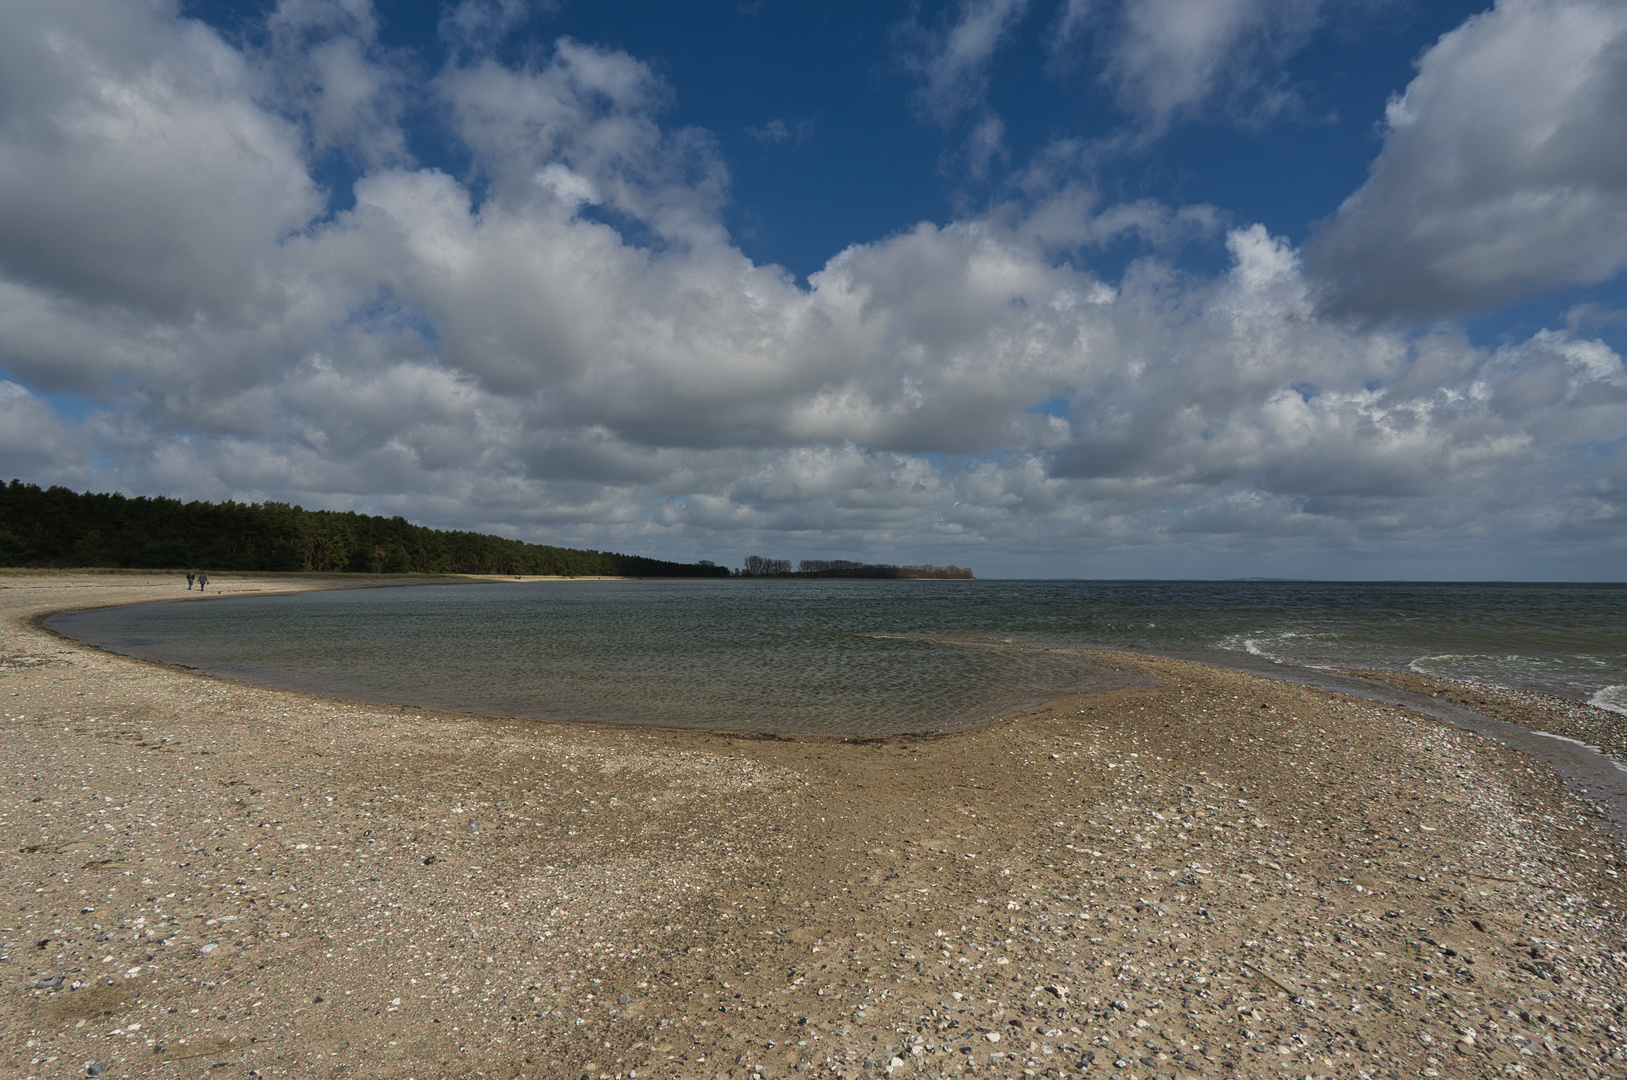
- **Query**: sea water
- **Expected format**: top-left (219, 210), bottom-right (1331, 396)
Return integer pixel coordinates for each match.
top-left (49, 579), bottom-right (1627, 735)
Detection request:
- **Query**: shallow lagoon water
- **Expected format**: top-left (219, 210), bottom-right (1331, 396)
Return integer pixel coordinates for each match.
top-left (50, 579), bottom-right (1627, 734)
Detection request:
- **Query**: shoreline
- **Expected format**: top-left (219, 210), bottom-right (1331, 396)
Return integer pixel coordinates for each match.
top-left (36, 571), bottom-right (1627, 745)
top-left (39, 574), bottom-right (1627, 824)
top-left (3, 573), bottom-right (1626, 1079)
top-left (1346, 669), bottom-right (1627, 770)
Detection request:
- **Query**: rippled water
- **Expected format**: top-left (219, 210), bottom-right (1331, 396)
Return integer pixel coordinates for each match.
top-left (49, 579), bottom-right (1627, 733)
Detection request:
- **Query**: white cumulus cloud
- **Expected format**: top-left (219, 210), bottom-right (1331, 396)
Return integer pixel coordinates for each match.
top-left (1307, 0), bottom-right (1627, 321)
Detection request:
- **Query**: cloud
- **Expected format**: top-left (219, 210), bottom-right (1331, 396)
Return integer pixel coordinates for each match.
top-left (0, 383), bottom-right (91, 486)
top-left (746, 117), bottom-right (815, 148)
top-left (438, 38), bottom-right (728, 243)
top-left (0, 1), bottom-right (1621, 576)
top-left (1307, 0), bottom-right (1627, 322)
top-left (438, 0), bottom-right (541, 58)
top-left (1053, 0), bottom-right (1094, 45)
top-left (261, 0), bottom-right (412, 165)
top-left (1062, 0), bottom-right (1330, 132)
top-left (899, 0), bottom-right (1032, 126)
top-left (0, 0), bottom-right (322, 331)
top-left (895, 0), bottom-right (1031, 180)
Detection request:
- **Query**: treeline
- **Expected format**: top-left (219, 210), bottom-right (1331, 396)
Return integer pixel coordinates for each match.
top-left (738, 555), bottom-right (973, 579)
top-left (0, 481), bottom-right (730, 578)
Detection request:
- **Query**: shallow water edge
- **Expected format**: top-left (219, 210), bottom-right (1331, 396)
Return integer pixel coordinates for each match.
top-left (36, 574), bottom-right (1627, 838)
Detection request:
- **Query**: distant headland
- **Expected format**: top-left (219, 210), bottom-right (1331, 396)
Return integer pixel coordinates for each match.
top-left (0, 480), bottom-right (971, 580)
top-left (0, 480), bottom-right (724, 578)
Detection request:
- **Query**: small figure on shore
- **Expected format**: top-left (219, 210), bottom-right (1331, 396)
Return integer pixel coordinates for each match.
top-left (197, 572), bottom-right (208, 592)
top-left (186, 571), bottom-right (195, 590)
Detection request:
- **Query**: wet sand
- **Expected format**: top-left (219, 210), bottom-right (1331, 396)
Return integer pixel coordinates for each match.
top-left (3, 572), bottom-right (1625, 1080)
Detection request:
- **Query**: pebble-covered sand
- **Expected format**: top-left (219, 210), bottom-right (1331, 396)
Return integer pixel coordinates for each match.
top-left (1347, 670), bottom-right (1627, 776)
top-left (3, 572), bottom-right (1625, 1080)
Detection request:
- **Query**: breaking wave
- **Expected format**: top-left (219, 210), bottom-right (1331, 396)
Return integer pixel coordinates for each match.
top-left (1591, 685), bottom-right (1627, 716)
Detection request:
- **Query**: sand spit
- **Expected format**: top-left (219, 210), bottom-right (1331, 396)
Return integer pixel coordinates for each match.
top-left (3, 573), bottom-right (1625, 1080)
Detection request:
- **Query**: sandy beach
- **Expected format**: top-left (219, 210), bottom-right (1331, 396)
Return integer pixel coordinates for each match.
top-left (3, 573), bottom-right (1625, 1080)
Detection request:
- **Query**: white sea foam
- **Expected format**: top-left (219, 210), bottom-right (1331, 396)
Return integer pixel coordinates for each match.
top-left (1590, 685), bottom-right (1627, 717)
top-left (1218, 629), bottom-right (1357, 670)
top-left (1218, 634), bottom-right (1284, 663)
top-left (1410, 653), bottom-right (1554, 684)
top-left (1527, 729), bottom-right (1604, 752)
top-left (1503, 711), bottom-right (1627, 774)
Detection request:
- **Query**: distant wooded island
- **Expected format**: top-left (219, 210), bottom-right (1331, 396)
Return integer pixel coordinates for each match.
top-left (0, 481), bottom-right (973, 580)
top-left (735, 556), bottom-right (973, 580)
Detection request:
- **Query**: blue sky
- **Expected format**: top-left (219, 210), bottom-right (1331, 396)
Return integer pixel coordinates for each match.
top-left (185, 0), bottom-right (1505, 283)
top-left (1, 0), bottom-right (1625, 577)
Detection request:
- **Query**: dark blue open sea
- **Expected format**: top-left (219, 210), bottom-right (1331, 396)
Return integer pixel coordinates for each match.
top-left (49, 580), bottom-right (1627, 735)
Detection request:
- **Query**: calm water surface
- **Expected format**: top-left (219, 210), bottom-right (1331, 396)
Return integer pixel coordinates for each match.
top-left (49, 580), bottom-right (1627, 734)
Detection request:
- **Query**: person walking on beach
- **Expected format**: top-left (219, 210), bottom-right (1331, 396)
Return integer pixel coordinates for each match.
top-left (197, 572), bottom-right (208, 592)
top-left (186, 571), bottom-right (195, 590)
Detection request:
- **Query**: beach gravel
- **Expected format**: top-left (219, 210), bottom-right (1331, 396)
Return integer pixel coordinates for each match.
top-left (2, 572), bottom-right (1625, 1079)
